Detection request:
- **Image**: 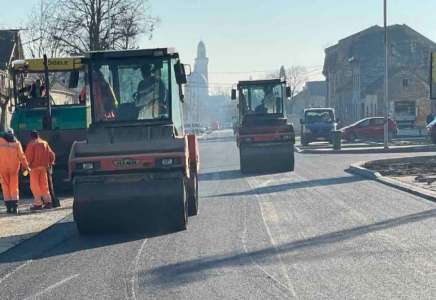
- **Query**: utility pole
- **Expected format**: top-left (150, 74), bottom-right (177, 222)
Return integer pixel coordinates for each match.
top-left (383, 0), bottom-right (389, 150)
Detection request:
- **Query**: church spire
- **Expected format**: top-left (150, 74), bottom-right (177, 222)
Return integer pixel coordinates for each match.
top-left (197, 41), bottom-right (207, 58)
top-left (194, 40), bottom-right (209, 82)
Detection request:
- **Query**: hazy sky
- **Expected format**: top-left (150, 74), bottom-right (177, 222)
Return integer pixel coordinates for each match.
top-left (1, 0), bottom-right (436, 88)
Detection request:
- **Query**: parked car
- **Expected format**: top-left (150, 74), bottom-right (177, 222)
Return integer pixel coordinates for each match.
top-left (340, 117), bottom-right (398, 142)
top-left (300, 108), bottom-right (338, 146)
top-left (426, 118), bottom-right (436, 144)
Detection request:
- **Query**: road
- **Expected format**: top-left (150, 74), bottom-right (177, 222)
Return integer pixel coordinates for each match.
top-left (1, 132), bottom-right (436, 299)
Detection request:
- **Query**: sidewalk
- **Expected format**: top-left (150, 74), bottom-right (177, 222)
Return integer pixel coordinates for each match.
top-left (0, 198), bottom-right (73, 255)
top-left (296, 138), bottom-right (436, 154)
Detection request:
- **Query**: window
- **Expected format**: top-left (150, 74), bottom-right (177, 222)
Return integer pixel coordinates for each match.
top-left (305, 110), bottom-right (334, 123)
top-left (240, 83), bottom-right (284, 115)
top-left (395, 101), bottom-right (416, 116)
top-left (14, 71), bottom-right (86, 107)
top-left (410, 41), bottom-right (416, 53)
top-left (403, 78), bottom-right (409, 89)
top-left (90, 58), bottom-right (170, 122)
top-left (359, 119), bottom-right (370, 127)
top-left (370, 118), bottom-right (384, 126)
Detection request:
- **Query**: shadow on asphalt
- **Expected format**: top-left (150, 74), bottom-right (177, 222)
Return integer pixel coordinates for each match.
top-left (210, 175), bottom-right (365, 198)
top-left (0, 218), bottom-right (182, 264)
top-left (199, 170), bottom-right (244, 181)
top-left (140, 208), bottom-right (436, 288)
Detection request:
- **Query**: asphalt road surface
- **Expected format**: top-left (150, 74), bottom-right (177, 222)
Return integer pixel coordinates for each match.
top-left (1, 132), bottom-right (436, 299)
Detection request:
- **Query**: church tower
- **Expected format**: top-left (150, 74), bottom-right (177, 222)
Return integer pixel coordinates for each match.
top-left (194, 41), bottom-right (209, 83)
top-left (185, 41), bottom-right (210, 124)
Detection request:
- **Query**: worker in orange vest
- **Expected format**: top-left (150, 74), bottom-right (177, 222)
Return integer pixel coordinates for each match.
top-left (0, 128), bottom-right (29, 214)
top-left (25, 131), bottom-right (55, 210)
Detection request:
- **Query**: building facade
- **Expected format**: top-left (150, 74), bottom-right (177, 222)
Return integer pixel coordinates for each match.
top-left (288, 81), bottom-right (327, 132)
top-left (323, 24), bottom-right (436, 128)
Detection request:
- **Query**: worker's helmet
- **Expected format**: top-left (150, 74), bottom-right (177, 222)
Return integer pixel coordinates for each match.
top-left (30, 130), bottom-right (39, 139)
top-left (4, 128), bottom-right (16, 142)
top-left (6, 128), bottom-right (14, 136)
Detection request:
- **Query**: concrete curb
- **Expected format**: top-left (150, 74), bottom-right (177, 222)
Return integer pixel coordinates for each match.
top-left (296, 144), bottom-right (436, 154)
top-left (294, 145), bottom-right (303, 153)
top-left (347, 162), bottom-right (436, 203)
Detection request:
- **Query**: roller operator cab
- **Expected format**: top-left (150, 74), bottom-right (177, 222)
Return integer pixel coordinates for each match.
top-left (10, 57), bottom-right (89, 188)
top-left (232, 79), bottom-right (295, 173)
top-left (68, 48), bottom-right (199, 234)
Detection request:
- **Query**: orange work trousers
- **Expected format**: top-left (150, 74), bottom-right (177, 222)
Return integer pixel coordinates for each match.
top-left (0, 171), bottom-right (19, 201)
top-left (30, 168), bottom-right (51, 206)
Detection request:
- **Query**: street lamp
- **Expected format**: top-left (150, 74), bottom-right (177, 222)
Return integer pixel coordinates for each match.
top-left (383, 0), bottom-right (389, 149)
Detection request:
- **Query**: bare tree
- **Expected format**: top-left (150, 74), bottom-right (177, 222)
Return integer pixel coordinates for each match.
top-left (24, 0), bottom-right (158, 56)
top-left (52, 0), bottom-right (159, 54)
top-left (24, 0), bottom-right (64, 57)
top-left (268, 65), bottom-right (308, 100)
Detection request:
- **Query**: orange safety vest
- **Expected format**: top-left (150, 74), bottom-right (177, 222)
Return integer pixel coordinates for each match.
top-left (0, 137), bottom-right (28, 173)
top-left (25, 138), bottom-right (55, 169)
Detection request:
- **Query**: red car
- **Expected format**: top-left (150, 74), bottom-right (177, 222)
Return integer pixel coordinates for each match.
top-left (426, 118), bottom-right (436, 144)
top-left (341, 117), bottom-right (398, 142)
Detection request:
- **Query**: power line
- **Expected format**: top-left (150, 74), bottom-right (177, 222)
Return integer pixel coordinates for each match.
top-left (208, 65), bottom-right (324, 75)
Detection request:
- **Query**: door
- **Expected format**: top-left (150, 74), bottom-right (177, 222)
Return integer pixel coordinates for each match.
top-left (354, 119), bottom-right (370, 139)
top-left (369, 118), bottom-right (385, 139)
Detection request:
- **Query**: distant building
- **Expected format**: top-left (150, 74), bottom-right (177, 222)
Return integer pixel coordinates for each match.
top-left (199, 94), bottom-right (236, 128)
top-left (288, 81), bottom-right (327, 132)
top-left (185, 41), bottom-right (209, 124)
top-left (323, 24), bottom-right (436, 128)
top-left (184, 41), bottom-right (236, 128)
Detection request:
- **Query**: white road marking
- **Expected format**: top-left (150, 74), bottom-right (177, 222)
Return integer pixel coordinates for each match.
top-left (0, 260), bottom-right (32, 285)
top-left (24, 273), bottom-right (79, 300)
top-left (242, 178), bottom-right (297, 298)
top-left (126, 238), bottom-right (148, 300)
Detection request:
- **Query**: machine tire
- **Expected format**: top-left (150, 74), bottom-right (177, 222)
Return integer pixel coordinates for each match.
top-left (174, 181), bottom-right (188, 231)
top-left (289, 148), bottom-right (295, 172)
top-left (240, 158), bottom-right (246, 173)
top-left (239, 148), bottom-right (250, 174)
top-left (73, 199), bottom-right (94, 235)
top-left (188, 172), bottom-right (199, 216)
